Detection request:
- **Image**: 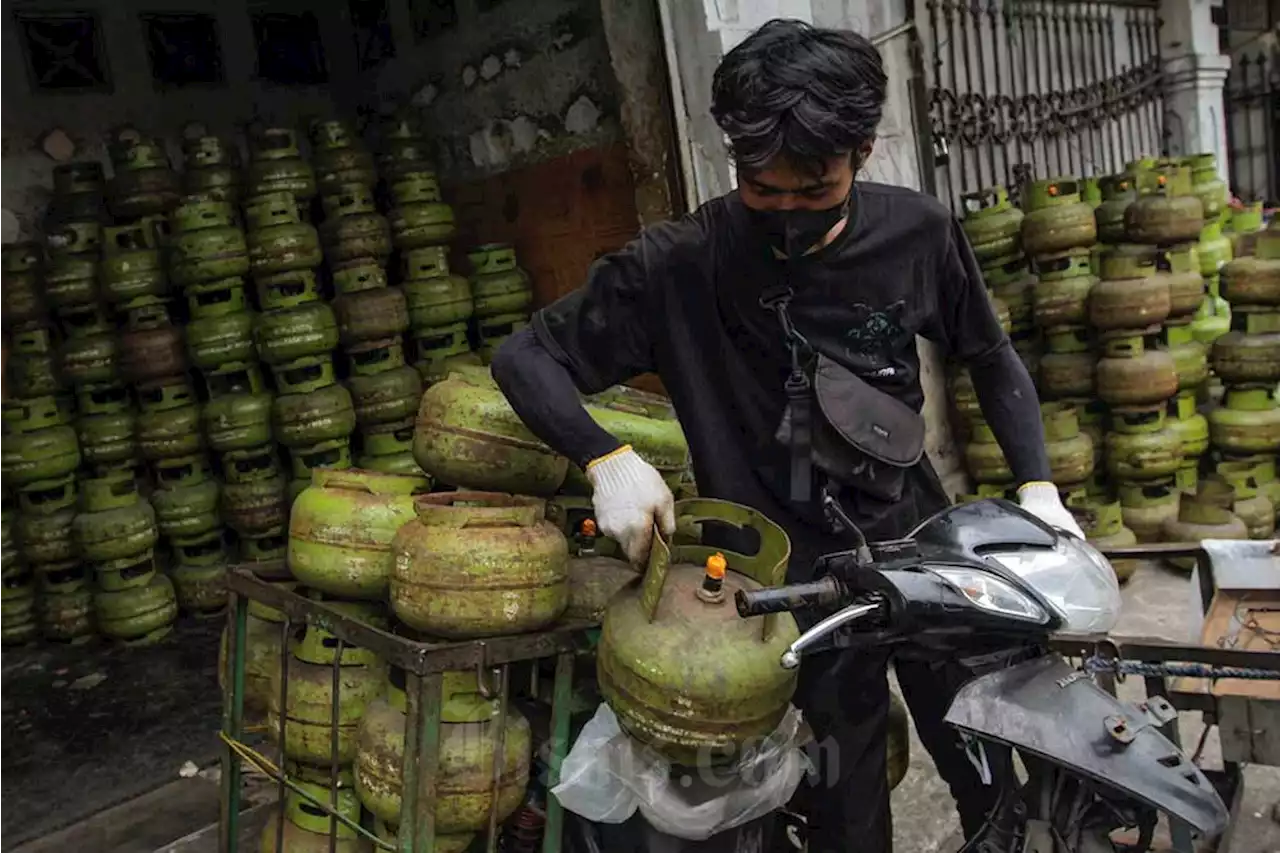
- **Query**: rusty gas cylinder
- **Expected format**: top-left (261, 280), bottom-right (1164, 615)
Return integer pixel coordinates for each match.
top-left (1095, 331), bottom-right (1179, 407)
top-left (1038, 327), bottom-right (1096, 398)
top-left (390, 492), bottom-right (569, 637)
top-left (1021, 178), bottom-right (1097, 256)
top-left (1032, 248), bottom-right (1096, 328)
top-left (1091, 246), bottom-right (1172, 331)
top-left (246, 128), bottom-right (316, 202)
top-left (961, 186), bottom-right (1024, 262)
top-left (1125, 163), bottom-right (1204, 245)
top-left (413, 369), bottom-right (567, 494)
top-left (319, 184), bottom-right (391, 265)
top-left (289, 468), bottom-right (430, 600)
top-left (119, 301), bottom-right (186, 386)
top-left (597, 499), bottom-right (801, 767)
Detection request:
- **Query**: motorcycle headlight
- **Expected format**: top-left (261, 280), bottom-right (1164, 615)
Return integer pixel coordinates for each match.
top-left (930, 567), bottom-right (1049, 623)
top-left (984, 536), bottom-right (1122, 634)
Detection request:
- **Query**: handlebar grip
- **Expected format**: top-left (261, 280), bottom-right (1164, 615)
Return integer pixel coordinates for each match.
top-left (735, 577), bottom-right (844, 617)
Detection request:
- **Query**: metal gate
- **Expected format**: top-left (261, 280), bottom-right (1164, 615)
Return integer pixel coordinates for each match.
top-left (911, 0), bottom-right (1167, 212)
top-left (1224, 49), bottom-right (1278, 206)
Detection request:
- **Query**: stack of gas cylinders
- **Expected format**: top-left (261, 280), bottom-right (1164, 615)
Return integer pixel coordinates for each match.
top-left (952, 154), bottom-right (1279, 577)
top-left (0, 114), bottom-right (542, 648)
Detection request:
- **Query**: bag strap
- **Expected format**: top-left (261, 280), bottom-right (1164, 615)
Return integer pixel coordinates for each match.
top-left (759, 282), bottom-right (813, 505)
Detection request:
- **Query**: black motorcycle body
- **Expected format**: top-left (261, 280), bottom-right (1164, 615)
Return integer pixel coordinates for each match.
top-left (736, 497), bottom-right (1229, 852)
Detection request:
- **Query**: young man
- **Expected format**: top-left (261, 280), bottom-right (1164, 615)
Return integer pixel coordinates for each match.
top-left (491, 18), bottom-right (1081, 852)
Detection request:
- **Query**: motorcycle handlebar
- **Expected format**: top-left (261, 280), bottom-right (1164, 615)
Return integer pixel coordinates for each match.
top-left (735, 576), bottom-right (846, 617)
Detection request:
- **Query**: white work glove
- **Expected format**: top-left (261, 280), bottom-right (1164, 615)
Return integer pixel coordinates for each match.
top-left (586, 445), bottom-right (676, 567)
top-left (1017, 481), bottom-right (1086, 540)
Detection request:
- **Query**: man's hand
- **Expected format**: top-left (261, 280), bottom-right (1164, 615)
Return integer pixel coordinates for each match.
top-left (1017, 481), bottom-right (1086, 539)
top-left (585, 445), bottom-right (676, 567)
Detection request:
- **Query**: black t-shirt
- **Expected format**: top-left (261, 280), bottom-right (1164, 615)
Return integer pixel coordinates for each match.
top-left (531, 182), bottom-right (1013, 570)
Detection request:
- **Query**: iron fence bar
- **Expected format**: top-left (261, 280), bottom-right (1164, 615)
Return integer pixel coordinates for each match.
top-left (1052, 4), bottom-right (1071, 174)
top-left (946, 1), bottom-right (968, 206)
top-left (219, 592), bottom-right (248, 853)
top-left (989, 1), bottom-right (1009, 187)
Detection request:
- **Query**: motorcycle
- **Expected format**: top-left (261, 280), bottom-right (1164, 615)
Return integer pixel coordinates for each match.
top-left (733, 495), bottom-right (1230, 852)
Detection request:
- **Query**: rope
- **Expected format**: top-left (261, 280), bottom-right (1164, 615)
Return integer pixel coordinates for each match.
top-left (1083, 656), bottom-right (1280, 681)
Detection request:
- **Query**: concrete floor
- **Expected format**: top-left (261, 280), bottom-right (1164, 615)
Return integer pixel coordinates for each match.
top-left (888, 558), bottom-right (1280, 853)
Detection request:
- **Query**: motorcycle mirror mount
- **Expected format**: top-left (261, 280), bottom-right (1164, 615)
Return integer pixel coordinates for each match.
top-left (821, 488), bottom-right (873, 566)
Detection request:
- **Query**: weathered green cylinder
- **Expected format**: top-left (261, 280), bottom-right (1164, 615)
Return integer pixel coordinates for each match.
top-left (311, 119), bottom-right (378, 194)
top-left (1105, 407), bottom-right (1183, 481)
top-left (1, 420), bottom-right (81, 487)
top-left (274, 381), bottom-right (356, 448)
top-left (1038, 327), bottom-right (1095, 398)
top-left (205, 364), bottom-right (274, 452)
top-left (73, 473), bottom-right (158, 563)
top-left (413, 370), bottom-right (567, 494)
top-left (94, 571), bottom-right (177, 644)
top-left (246, 128), bottom-right (316, 202)
top-left (17, 505), bottom-right (78, 564)
top-left (1075, 501), bottom-right (1140, 583)
top-left (598, 499), bottom-right (801, 767)
top-left (1161, 322), bottom-right (1209, 390)
top-left (107, 135), bottom-right (179, 219)
top-left (2, 242), bottom-right (47, 329)
top-left (1096, 333), bottom-right (1179, 407)
top-left (1125, 164), bottom-right (1204, 244)
top-left (170, 531), bottom-right (229, 614)
top-left (1198, 219), bottom-right (1234, 278)
top-left (357, 423), bottom-right (426, 477)
top-left (151, 460), bottom-right (221, 539)
top-left (389, 173), bottom-right (457, 249)
top-left (187, 282), bottom-right (256, 369)
top-left (1118, 479), bottom-right (1181, 543)
top-left (961, 186), bottom-right (1023, 261)
top-left (169, 200), bottom-right (251, 288)
top-left (561, 387), bottom-right (689, 495)
top-left (77, 386), bottom-right (137, 470)
top-left (1161, 242), bottom-right (1206, 318)
top-left (1095, 173), bottom-right (1136, 243)
top-left (256, 301), bottom-right (338, 365)
top-left (1042, 402), bottom-right (1094, 486)
top-left (18, 474), bottom-right (79, 517)
top-left (136, 381), bottom-right (204, 461)
top-left (1021, 178), bottom-right (1097, 256)
top-left (1211, 308), bottom-right (1280, 385)
top-left (348, 356), bottom-right (423, 427)
top-left (258, 778), bottom-right (373, 853)
top-left (2, 571), bottom-right (39, 645)
top-left (1032, 248), bottom-right (1096, 328)
top-left (468, 244), bottom-right (532, 318)
top-left (1208, 387), bottom-right (1280, 454)
top-left (1183, 153), bottom-right (1227, 220)
top-left (355, 667), bottom-right (527, 835)
top-left (413, 324), bottom-right (483, 386)
top-left (182, 136), bottom-right (243, 204)
top-left (221, 448), bottom-right (289, 537)
top-left (1162, 481), bottom-right (1248, 568)
top-left (403, 246), bottom-right (474, 329)
top-left (289, 469), bottom-right (429, 600)
top-left (391, 492), bottom-right (569, 637)
top-left (334, 286), bottom-right (409, 346)
top-left (1092, 245), bottom-right (1172, 330)
top-left (245, 192), bottom-right (322, 278)
top-left (37, 562), bottom-right (95, 643)
top-left (267, 626), bottom-right (386, 765)
top-left (101, 223), bottom-right (168, 306)
top-left (319, 184), bottom-right (391, 264)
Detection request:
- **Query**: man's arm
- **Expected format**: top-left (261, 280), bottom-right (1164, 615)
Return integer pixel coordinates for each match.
top-left (490, 222), bottom-right (693, 563)
top-left (927, 216), bottom-right (1050, 483)
top-left (490, 329), bottom-right (621, 469)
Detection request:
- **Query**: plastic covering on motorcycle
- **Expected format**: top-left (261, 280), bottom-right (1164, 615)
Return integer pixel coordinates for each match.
top-left (944, 654), bottom-right (1227, 837)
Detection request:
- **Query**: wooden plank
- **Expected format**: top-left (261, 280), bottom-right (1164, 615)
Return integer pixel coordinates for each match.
top-left (1173, 588), bottom-right (1280, 701)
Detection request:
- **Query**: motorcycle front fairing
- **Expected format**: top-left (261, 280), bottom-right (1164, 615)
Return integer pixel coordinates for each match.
top-left (944, 654), bottom-right (1228, 837)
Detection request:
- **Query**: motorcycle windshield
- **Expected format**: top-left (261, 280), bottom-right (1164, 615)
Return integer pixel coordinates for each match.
top-left (945, 655), bottom-right (1227, 837)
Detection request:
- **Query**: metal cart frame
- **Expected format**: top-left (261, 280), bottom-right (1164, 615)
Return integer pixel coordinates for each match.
top-left (218, 561), bottom-right (594, 853)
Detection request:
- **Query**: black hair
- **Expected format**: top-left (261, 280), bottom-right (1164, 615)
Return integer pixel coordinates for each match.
top-left (711, 19), bottom-right (887, 177)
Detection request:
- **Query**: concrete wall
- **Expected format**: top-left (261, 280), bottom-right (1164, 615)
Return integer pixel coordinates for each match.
top-left (366, 0), bottom-right (623, 182)
top-left (1, 0), bottom-right (364, 242)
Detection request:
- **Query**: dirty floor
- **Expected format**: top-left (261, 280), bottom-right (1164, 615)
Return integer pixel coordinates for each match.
top-left (1, 617), bottom-right (224, 849)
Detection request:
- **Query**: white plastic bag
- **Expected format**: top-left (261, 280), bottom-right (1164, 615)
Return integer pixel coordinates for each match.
top-left (552, 703), bottom-right (810, 841)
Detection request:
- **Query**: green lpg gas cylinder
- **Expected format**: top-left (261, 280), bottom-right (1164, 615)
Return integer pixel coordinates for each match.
top-left (187, 281), bottom-right (256, 369)
top-left (1125, 164), bottom-right (1204, 244)
top-left (289, 468), bottom-right (429, 599)
top-left (204, 363), bottom-right (274, 452)
top-left (468, 244), bottom-right (532, 318)
top-left (319, 185), bottom-right (391, 265)
top-left (388, 172), bottom-right (457, 249)
top-left (182, 135), bottom-right (243, 204)
top-left (357, 423), bottom-right (427, 478)
top-left (334, 286), bottom-right (408, 347)
top-left (169, 200), bottom-right (250, 288)
top-left (1021, 178), bottom-right (1097, 256)
top-left (1208, 387), bottom-right (1280, 454)
top-left (94, 572), bottom-right (178, 644)
top-left (246, 128), bottom-right (316, 202)
top-left (960, 186), bottom-right (1023, 262)
top-left (311, 119), bottom-right (378, 194)
top-left (561, 386), bottom-right (689, 495)
top-left (597, 499), bottom-right (801, 767)
top-left (402, 246), bottom-right (473, 329)
top-left (245, 192), bottom-right (322, 278)
top-left (221, 448), bottom-right (289, 538)
top-left (73, 473), bottom-right (159, 563)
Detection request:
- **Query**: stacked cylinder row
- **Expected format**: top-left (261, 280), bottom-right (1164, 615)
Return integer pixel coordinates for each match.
top-left (0, 116), bottom-right (538, 648)
top-left (951, 153), bottom-right (1278, 575)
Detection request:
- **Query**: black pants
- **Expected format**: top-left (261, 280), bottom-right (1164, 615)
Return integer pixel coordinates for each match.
top-left (790, 647), bottom-right (1000, 853)
top-left (787, 462), bottom-right (995, 852)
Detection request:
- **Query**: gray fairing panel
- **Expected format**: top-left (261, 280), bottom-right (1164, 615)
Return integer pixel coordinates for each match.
top-left (944, 654), bottom-right (1227, 836)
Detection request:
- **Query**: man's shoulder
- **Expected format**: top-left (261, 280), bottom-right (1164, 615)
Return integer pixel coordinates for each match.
top-left (856, 181), bottom-right (953, 225)
top-left (642, 194), bottom-right (737, 250)
top-left (852, 182), bottom-right (956, 251)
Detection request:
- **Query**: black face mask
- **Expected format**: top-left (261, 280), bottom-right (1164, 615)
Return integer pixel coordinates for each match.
top-left (749, 192), bottom-right (851, 260)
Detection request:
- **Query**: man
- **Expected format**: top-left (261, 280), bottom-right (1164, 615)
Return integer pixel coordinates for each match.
top-left (491, 19), bottom-right (1082, 852)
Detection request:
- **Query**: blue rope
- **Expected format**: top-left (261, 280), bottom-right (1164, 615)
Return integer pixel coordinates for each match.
top-left (1084, 655), bottom-right (1280, 681)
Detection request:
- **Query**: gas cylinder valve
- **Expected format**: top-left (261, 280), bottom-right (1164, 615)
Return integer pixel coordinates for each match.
top-left (697, 552), bottom-right (727, 604)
